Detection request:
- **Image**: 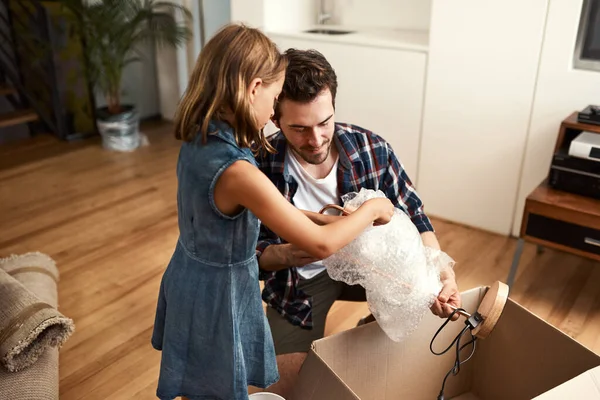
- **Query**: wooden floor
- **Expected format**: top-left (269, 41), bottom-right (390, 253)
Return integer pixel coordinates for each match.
top-left (1, 122), bottom-right (599, 399)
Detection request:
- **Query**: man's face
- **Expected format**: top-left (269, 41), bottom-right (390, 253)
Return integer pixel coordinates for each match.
top-left (275, 89), bottom-right (335, 165)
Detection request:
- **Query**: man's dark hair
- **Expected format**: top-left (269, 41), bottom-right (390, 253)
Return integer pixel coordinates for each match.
top-left (273, 48), bottom-right (338, 121)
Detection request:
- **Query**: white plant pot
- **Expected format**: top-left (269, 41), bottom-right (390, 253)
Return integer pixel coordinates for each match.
top-left (96, 105), bottom-right (141, 152)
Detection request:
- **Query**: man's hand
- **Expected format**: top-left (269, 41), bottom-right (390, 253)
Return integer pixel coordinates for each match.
top-left (279, 243), bottom-right (321, 267)
top-left (302, 210), bottom-right (344, 226)
top-left (430, 268), bottom-right (462, 321)
top-left (419, 232), bottom-right (461, 320)
top-left (258, 243), bottom-right (321, 271)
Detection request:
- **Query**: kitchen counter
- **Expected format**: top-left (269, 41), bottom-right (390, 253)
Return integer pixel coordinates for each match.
top-left (266, 25), bottom-right (429, 53)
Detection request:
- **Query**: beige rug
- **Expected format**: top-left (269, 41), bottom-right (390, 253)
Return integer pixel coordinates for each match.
top-left (0, 252), bottom-right (74, 399)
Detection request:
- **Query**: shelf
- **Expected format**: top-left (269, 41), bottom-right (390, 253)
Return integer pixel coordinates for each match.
top-left (562, 111), bottom-right (600, 135)
top-left (528, 180), bottom-right (600, 220)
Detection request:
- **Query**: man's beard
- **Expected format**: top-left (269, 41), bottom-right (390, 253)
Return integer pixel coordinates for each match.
top-left (289, 140), bottom-right (332, 165)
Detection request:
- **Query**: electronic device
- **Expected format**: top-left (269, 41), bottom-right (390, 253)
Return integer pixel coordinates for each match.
top-left (577, 105), bottom-right (600, 126)
top-left (549, 148), bottom-right (600, 199)
top-left (569, 131), bottom-right (600, 161)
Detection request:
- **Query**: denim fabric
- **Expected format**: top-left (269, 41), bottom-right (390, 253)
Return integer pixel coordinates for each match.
top-left (151, 120), bottom-right (279, 400)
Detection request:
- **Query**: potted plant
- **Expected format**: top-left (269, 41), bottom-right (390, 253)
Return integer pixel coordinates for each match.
top-left (60, 0), bottom-right (192, 151)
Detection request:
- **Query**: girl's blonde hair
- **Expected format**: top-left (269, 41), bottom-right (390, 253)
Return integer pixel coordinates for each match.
top-left (174, 23), bottom-right (287, 151)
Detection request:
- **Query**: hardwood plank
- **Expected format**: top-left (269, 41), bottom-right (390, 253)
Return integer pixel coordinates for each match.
top-left (60, 327), bottom-right (158, 399)
top-left (556, 261), bottom-right (600, 340)
top-left (0, 122), bottom-right (598, 399)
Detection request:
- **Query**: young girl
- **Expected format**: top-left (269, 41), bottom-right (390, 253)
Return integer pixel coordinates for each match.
top-left (151, 23), bottom-right (394, 400)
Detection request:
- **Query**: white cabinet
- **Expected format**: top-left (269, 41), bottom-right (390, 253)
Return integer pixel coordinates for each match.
top-left (230, 0), bottom-right (315, 31)
top-left (269, 35), bottom-right (427, 183)
top-left (417, 0), bottom-right (549, 235)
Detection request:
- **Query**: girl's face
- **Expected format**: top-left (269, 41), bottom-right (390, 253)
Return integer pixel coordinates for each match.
top-left (248, 72), bottom-right (285, 130)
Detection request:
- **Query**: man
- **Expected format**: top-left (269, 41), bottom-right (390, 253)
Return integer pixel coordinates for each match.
top-left (255, 48), bottom-right (461, 397)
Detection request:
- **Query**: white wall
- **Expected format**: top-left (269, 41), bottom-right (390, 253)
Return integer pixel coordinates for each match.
top-left (330, 0), bottom-right (432, 31)
top-left (203, 0), bottom-right (231, 40)
top-left (512, 0), bottom-right (600, 236)
top-left (417, 0), bottom-right (549, 235)
top-left (231, 0), bottom-right (264, 28)
top-left (156, 0), bottom-right (188, 121)
top-left (156, 0), bottom-right (231, 121)
top-left (184, 0), bottom-right (231, 77)
top-left (156, 46), bottom-right (181, 121)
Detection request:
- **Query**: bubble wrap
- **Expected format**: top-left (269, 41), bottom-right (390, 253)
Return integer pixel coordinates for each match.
top-left (322, 188), bottom-right (455, 342)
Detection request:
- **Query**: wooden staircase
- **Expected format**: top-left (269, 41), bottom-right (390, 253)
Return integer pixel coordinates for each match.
top-left (0, 109), bottom-right (39, 129)
top-left (0, 0), bottom-right (69, 141)
top-left (0, 84), bottom-right (39, 131)
top-left (0, 84), bottom-right (16, 96)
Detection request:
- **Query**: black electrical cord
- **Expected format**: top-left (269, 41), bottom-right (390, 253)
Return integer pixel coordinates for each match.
top-left (429, 308), bottom-right (478, 400)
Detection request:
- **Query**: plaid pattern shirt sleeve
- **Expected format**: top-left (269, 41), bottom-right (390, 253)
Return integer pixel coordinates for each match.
top-left (380, 142), bottom-right (434, 233)
top-left (257, 125), bottom-right (434, 330)
top-left (256, 221), bottom-right (280, 263)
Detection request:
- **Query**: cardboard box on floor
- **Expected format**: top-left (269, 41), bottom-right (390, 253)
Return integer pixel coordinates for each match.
top-left (290, 286), bottom-right (600, 400)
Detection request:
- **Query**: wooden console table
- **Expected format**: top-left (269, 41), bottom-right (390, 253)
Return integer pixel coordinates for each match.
top-left (507, 112), bottom-right (600, 288)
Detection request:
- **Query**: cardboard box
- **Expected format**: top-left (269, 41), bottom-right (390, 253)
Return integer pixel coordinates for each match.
top-left (291, 286), bottom-right (600, 400)
top-left (533, 365), bottom-right (600, 399)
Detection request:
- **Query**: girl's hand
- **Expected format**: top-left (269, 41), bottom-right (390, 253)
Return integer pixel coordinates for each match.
top-left (363, 198), bottom-right (394, 225)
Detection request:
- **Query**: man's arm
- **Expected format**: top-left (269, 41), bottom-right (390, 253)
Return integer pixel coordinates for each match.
top-left (259, 243), bottom-right (320, 272)
top-left (380, 142), bottom-right (461, 319)
top-left (422, 231), bottom-right (460, 320)
top-left (421, 231), bottom-right (455, 285)
top-left (421, 231), bottom-right (440, 250)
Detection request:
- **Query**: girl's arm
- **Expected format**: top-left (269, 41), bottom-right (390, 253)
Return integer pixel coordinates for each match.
top-left (214, 160), bottom-right (393, 260)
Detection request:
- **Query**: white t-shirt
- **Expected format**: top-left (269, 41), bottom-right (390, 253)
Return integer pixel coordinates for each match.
top-left (286, 147), bottom-right (339, 279)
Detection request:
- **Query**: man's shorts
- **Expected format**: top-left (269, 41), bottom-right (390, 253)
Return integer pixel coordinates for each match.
top-left (266, 270), bottom-right (367, 355)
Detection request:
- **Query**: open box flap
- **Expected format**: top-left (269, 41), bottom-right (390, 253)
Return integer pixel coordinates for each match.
top-left (533, 365), bottom-right (600, 399)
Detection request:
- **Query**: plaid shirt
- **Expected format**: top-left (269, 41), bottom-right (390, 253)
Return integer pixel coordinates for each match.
top-left (256, 123), bottom-right (434, 329)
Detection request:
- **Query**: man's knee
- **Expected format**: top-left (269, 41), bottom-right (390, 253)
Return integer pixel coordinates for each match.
top-left (277, 352), bottom-right (307, 374)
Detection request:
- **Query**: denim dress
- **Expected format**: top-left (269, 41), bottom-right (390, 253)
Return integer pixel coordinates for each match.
top-left (151, 120), bottom-right (279, 400)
